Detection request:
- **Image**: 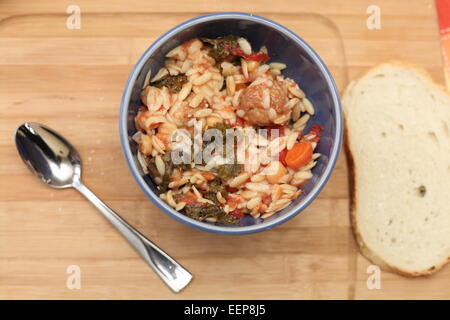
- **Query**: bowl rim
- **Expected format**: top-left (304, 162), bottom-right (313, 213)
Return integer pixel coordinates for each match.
top-left (119, 12), bottom-right (343, 235)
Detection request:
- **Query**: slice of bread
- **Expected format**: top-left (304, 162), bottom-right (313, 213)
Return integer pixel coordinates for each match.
top-left (343, 62), bottom-right (450, 276)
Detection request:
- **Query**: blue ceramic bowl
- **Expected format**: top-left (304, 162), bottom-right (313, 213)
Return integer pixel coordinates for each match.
top-left (120, 12), bottom-right (342, 234)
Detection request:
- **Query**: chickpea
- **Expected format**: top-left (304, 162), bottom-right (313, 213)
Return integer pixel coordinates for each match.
top-left (265, 161), bottom-right (287, 184)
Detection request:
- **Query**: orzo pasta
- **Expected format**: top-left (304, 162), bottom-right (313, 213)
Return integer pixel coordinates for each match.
top-left (134, 35), bottom-right (323, 224)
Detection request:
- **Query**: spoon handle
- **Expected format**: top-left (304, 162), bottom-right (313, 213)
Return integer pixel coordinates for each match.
top-left (72, 178), bottom-right (193, 292)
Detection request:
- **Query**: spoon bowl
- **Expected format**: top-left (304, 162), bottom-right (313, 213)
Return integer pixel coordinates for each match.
top-left (16, 122), bottom-right (80, 188)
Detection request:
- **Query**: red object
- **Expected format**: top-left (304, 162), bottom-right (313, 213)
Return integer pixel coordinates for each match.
top-left (232, 47), bottom-right (269, 62)
top-left (179, 198), bottom-right (197, 205)
top-left (229, 209), bottom-right (244, 219)
top-left (225, 196), bottom-right (241, 211)
top-left (201, 172), bottom-right (216, 181)
top-left (226, 186), bottom-right (238, 193)
top-left (235, 117), bottom-right (246, 127)
top-left (226, 195), bottom-right (240, 203)
top-left (235, 83), bottom-right (247, 91)
top-left (284, 142), bottom-right (313, 169)
top-left (262, 194), bottom-right (272, 206)
top-left (308, 124), bottom-right (323, 143)
top-left (266, 124), bottom-right (285, 139)
top-left (436, 0), bottom-right (450, 91)
top-left (436, 0), bottom-right (450, 31)
top-left (178, 192), bottom-right (198, 205)
top-left (278, 148), bottom-right (288, 167)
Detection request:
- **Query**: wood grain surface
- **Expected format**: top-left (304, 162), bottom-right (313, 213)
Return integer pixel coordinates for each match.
top-left (0, 0), bottom-right (448, 300)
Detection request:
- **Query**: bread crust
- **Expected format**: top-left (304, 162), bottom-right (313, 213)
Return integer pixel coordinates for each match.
top-left (343, 61), bottom-right (450, 277)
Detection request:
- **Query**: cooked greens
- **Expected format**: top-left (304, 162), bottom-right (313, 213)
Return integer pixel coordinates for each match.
top-left (184, 202), bottom-right (238, 224)
top-left (145, 152), bottom-right (173, 193)
top-left (201, 178), bottom-right (228, 205)
top-left (151, 74), bottom-right (187, 93)
top-left (201, 35), bottom-right (240, 64)
top-left (215, 163), bottom-right (243, 181)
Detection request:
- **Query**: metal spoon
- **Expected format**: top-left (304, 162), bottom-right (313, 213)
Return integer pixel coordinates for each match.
top-left (15, 122), bottom-right (192, 292)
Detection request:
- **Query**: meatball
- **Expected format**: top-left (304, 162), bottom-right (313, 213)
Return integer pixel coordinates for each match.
top-left (238, 80), bottom-right (288, 126)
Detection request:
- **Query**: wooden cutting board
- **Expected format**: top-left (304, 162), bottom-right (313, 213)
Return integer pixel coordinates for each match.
top-left (0, 0), bottom-right (448, 299)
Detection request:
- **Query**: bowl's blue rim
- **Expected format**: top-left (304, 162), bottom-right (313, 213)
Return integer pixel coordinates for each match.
top-left (119, 12), bottom-right (343, 235)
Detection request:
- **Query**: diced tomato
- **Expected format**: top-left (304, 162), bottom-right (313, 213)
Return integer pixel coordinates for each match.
top-left (178, 192), bottom-right (198, 205)
top-left (226, 186), bottom-right (238, 193)
top-left (229, 209), bottom-right (244, 219)
top-left (201, 172), bottom-right (216, 181)
top-left (262, 194), bottom-right (272, 206)
top-left (226, 195), bottom-right (241, 209)
top-left (156, 133), bottom-right (170, 149)
top-left (233, 116), bottom-right (252, 128)
top-left (308, 125), bottom-right (323, 143)
top-left (278, 148), bottom-right (288, 167)
top-left (235, 117), bottom-right (246, 127)
top-left (225, 195), bottom-right (240, 203)
top-left (266, 124), bottom-right (285, 139)
top-left (231, 47), bottom-right (269, 62)
top-left (248, 52), bottom-right (269, 62)
top-left (179, 197), bottom-right (197, 205)
top-left (223, 105), bottom-right (234, 112)
top-left (235, 83), bottom-right (247, 91)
